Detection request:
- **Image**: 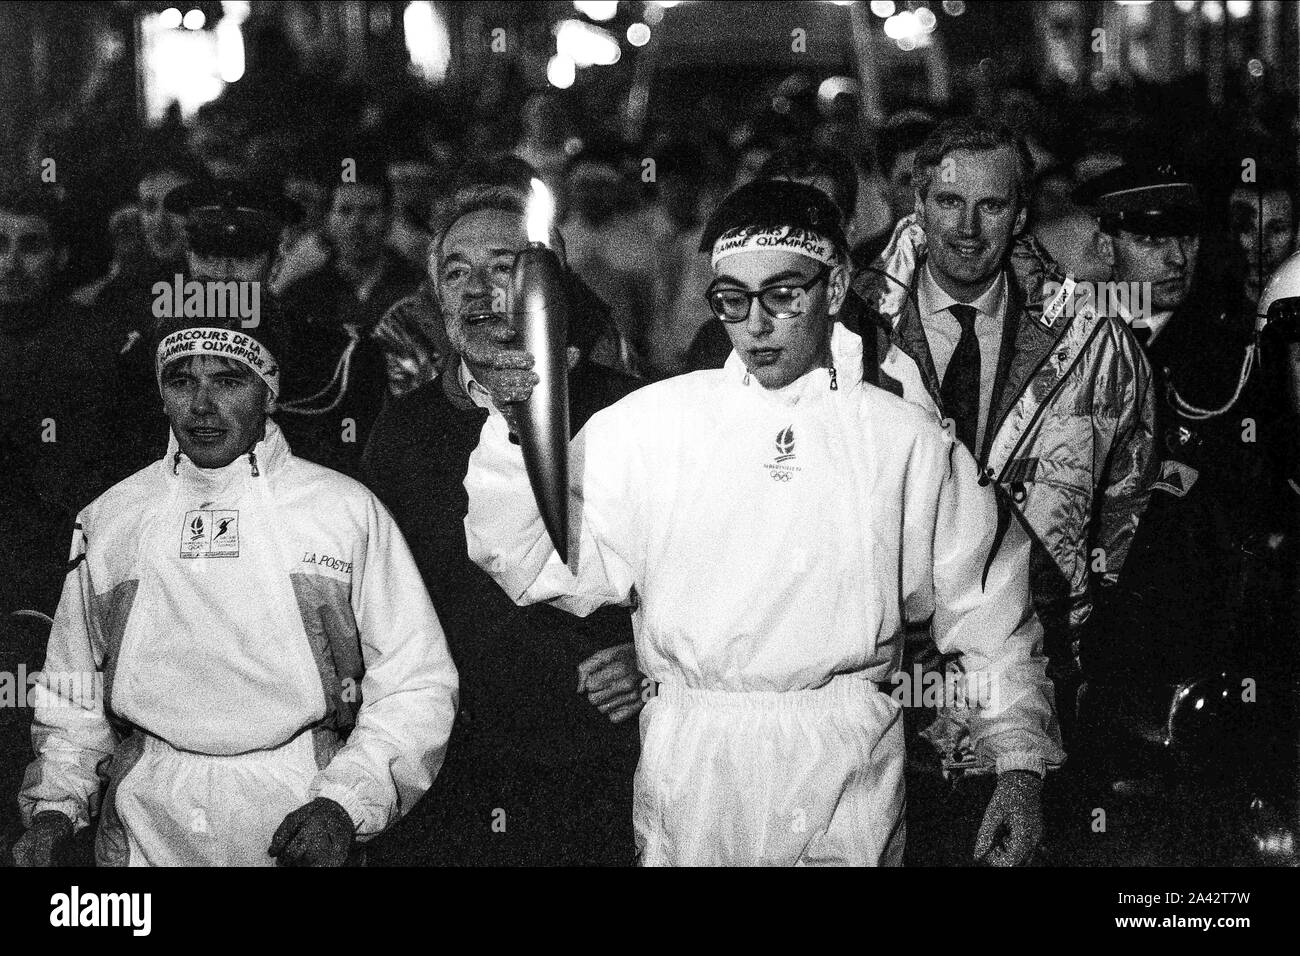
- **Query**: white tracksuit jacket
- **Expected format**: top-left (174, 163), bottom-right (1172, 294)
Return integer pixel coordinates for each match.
top-left (18, 420), bottom-right (459, 866)
top-left (465, 322), bottom-right (1064, 866)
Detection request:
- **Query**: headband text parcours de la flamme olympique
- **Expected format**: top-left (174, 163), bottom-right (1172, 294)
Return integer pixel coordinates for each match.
top-left (155, 327), bottom-right (281, 397)
top-left (711, 225), bottom-right (839, 270)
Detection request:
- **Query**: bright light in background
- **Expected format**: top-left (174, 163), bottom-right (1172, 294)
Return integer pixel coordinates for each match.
top-left (1174, 0), bottom-right (1197, 10)
top-left (1227, 0), bottom-right (1252, 17)
top-left (574, 0), bottom-right (619, 20)
top-left (526, 179), bottom-right (557, 245)
top-left (404, 1), bottom-right (452, 83)
top-left (1202, 1), bottom-right (1225, 23)
top-left (556, 19), bottom-right (621, 66)
top-left (183, 8), bottom-right (206, 30)
top-left (916, 7), bottom-right (937, 31)
top-left (941, 0), bottom-right (965, 13)
top-left (817, 75), bottom-right (856, 108)
top-left (141, 12), bottom-right (223, 122)
top-left (627, 22), bottom-right (652, 46)
top-left (884, 11), bottom-right (921, 39)
top-left (216, 1), bottom-right (249, 83)
top-left (870, 1), bottom-right (896, 17)
top-left (649, 1), bottom-right (682, 7)
top-left (141, 3), bottom-right (255, 122)
top-left (547, 54), bottom-right (576, 89)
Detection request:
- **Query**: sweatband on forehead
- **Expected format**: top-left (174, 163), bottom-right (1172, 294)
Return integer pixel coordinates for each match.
top-left (156, 327), bottom-right (280, 397)
top-left (710, 225), bottom-right (839, 270)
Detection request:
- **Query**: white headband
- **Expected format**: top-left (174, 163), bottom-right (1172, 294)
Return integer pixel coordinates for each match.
top-left (156, 327), bottom-right (280, 397)
top-left (711, 225), bottom-right (839, 270)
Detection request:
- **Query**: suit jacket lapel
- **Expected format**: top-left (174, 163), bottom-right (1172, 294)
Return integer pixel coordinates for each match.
top-left (895, 287), bottom-right (942, 403)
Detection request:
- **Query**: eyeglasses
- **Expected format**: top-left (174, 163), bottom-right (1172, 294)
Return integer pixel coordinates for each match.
top-left (704, 268), bottom-right (829, 323)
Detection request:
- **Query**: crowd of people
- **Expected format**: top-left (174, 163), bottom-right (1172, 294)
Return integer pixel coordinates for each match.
top-left (3, 39), bottom-right (1300, 866)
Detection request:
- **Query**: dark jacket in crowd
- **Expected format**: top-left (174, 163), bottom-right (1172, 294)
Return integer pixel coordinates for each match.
top-left (1, 298), bottom-right (121, 614)
top-left (359, 356), bottom-right (641, 865)
top-left (79, 254), bottom-right (188, 476)
top-left (278, 249), bottom-right (424, 334)
top-left (1085, 292), bottom-right (1296, 684)
top-left (276, 254), bottom-right (420, 479)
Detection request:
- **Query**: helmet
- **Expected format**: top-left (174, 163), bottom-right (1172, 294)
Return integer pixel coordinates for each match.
top-left (1257, 248), bottom-right (1300, 340)
top-left (1165, 672), bottom-right (1259, 773)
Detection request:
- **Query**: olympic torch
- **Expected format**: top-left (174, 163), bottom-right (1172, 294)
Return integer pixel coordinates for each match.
top-left (509, 178), bottom-right (571, 563)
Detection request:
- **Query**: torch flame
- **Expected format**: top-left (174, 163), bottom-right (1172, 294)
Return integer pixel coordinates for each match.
top-left (525, 177), bottom-right (556, 246)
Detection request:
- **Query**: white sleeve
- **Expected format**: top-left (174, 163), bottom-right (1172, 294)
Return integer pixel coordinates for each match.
top-left (916, 434), bottom-right (1066, 776)
top-left (464, 409), bottom-right (641, 618)
top-left (311, 496), bottom-right (460, 840)
top-left (18, 518), bottom-right (118, 832)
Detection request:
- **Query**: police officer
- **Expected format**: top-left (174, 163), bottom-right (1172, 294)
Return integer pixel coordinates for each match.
top-left (164, 178), bottom-right (302, 285)
top-left (1075, 164), bottom-right (1294, 806)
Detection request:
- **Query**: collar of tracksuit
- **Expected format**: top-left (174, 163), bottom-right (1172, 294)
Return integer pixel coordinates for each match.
top-left (722, 320), bottom-right (863, 406)
top-left (164, 418), bottom-right (291, 496)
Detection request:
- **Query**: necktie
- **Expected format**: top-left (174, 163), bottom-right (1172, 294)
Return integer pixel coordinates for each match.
top-left (941, 303), bottom-right (981, 455)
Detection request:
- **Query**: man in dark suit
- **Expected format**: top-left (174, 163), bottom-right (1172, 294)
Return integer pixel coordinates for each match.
top-left (361, 176), bottom-right (643, 866)
top-left (856, 117), bottom-right (1156, 696)
top-left (852, 119), bottom-right (1158, 862)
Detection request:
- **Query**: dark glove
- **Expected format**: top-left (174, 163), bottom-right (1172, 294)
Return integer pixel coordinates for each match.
top-left (973, 770), bottom-right (1044, 866)
top-left (269, 798), bottom-right (355, 867)
top-left (12, 810), bottom-right (75, 867)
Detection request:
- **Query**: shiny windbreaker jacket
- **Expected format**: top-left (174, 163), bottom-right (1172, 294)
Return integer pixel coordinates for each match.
top-left (18, 420), bottom-right (459, 849)
top-left (853, 216), bottom-right (1158, 656)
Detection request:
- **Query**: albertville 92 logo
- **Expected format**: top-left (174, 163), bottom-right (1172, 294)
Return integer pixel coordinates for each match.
top-left (764, 425), bottom-right (801, 481)
top-left (775, 425), bottom-right (795, 462)
top-left (180, 510), bottom-right (240, 558)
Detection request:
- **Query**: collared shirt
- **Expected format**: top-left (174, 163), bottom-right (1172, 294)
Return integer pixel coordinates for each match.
top-left (459, 359), bottom-right (496, 412)
top-left (916, 261), bottom-right (1007, 454)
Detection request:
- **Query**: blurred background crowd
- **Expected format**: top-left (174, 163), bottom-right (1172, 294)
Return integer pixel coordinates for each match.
top-left (3, 1), bottom-right (1297, 372)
